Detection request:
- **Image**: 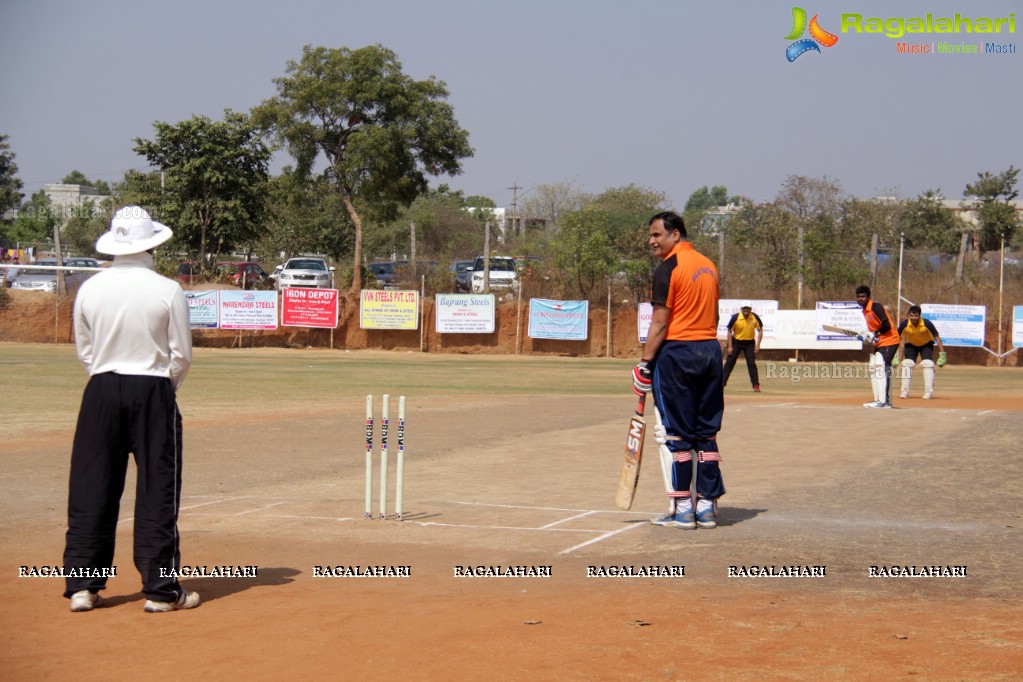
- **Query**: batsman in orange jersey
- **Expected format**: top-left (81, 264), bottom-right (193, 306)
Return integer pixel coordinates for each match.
top-left (855, 285), bottom-right (901, 408)
top-left (631, 212), bottom-right (724, 529)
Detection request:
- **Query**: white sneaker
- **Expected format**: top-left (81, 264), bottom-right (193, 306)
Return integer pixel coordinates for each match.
top-left (863, 401), bottom-right (882, 408)
top-left (899, 390), bottom-right (909, 399)
top-left (144, 591), bottom-right (200, 613)
top-left (70, 590), bottom-right (102, 612)
top-left (923, 391), bottom-right (933, 400)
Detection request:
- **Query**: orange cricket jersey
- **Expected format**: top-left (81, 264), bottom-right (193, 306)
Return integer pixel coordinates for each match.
top-left (651, 242), bottom-right (719, 341)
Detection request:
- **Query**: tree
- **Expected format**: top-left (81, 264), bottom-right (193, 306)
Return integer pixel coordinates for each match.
top-left (133, 111), bottom-right (271, 266)
top-left (0, 134), bottom-right (24, 220)
top-left (728, 202), bottom-right (800, 299)
top-left (61, 170), bottom-right (111, 195)
top-left (898, 191), bottom-right (965, 253)
top-left (964, 166), bottom-right (1020, 251)
top-left (682, 185), bottom-right (743, 234)
top-left (254, 44), bottom-right (473, 292)
top-left (6, 189), bottom-right (57, 245)
top-left (521, 182), bottom-right (590, 230)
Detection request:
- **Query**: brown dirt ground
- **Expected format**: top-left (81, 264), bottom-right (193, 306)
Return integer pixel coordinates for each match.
top-left (1, 299), bottom-right (1022, 681)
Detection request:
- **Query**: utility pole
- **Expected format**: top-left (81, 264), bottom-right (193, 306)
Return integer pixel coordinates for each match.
top-left (508, 183), bottom-right (521, 238)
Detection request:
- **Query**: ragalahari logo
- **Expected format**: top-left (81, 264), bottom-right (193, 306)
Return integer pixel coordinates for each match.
top-left (784, 7), bottom-right (839, 61)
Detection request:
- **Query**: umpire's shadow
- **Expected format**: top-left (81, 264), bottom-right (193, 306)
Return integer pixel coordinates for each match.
top-left (182, 566), bottom-right (301, 602)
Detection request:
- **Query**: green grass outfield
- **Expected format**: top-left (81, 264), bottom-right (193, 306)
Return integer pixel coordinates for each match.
top-left (3, 342), bottom-right (1020, 440)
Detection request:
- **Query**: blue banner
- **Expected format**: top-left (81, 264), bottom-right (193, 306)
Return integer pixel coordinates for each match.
top-left (527, 299), bottom-right (589, 341)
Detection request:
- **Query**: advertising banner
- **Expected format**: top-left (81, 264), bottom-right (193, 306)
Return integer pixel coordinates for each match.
top-left (435, 293), bottom-right (495, 333)
top-left (360, 290), bottom-right (419, 330)
top-left (281, 287), bottom-right (339, 328)
top-left (816, 301), bottom-right (867, 341)
top-left (219, 290), bottom-right (278, 330)
top-left (185, 290), bottom-right (219, 329)
top-left (1014, 306), bottom-right (1023, 349)
top-left (921, 304), bottom-right (986, 347)
top-left (527, 299), bottom-right (588, 341)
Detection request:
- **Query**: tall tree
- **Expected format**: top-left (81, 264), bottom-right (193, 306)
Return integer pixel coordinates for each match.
top-left (964, 166), bottom-right (1020, 251)
top-left (133, 111), bottom-right (271, 266)
top-left (898, 191), bottom-right (964, 253)
top-left (521, 182), bottom-right (590, 230)
top-left (682, 185), bottom-right (743, 234)
top-left (254, 44), bottom-right (473, 292)
top-left (0, 134), bottom-right (24, 220)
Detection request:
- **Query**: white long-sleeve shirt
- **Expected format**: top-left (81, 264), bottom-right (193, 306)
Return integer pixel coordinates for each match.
top-left (73, 252), bottom-right (192, 389)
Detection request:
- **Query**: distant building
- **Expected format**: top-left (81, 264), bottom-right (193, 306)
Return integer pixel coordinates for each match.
top-left (42, 183), bottom-right (109, 219)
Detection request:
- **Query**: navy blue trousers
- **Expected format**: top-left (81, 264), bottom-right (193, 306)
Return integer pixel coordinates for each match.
top-left (652, 340), bottom-right (726, 500)
top-left (63, 373), bottom-right (185, 602)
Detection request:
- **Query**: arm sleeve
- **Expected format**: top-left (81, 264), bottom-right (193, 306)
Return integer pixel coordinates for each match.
top-left (73, 294), bottom-right (93, 375)
top-left (650, 260), bottom-right (671, 307)
top-left (167, 287), bottom-right (193, 390)
top-left (871, 303), bottom-right (892, 335)
top-left (726, 313), bottom-right (738, 331)
top-left (752, 313), bottom-right (764, 328)
top-left (923, 319), bottom-right (940, 338)
top-left (897, 320), bottom-right (907, 334)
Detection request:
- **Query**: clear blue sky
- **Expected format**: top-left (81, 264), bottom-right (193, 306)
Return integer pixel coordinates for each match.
top-left (1, 0), bottom-right (1019, 210)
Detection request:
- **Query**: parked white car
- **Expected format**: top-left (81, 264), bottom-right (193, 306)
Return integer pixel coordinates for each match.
top-left (274, 257), bottom-right (335, 290)
top-left (470, 256), bottom-right (518, 294)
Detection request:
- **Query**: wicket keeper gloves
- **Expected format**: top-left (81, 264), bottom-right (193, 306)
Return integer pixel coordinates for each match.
top-left (632, 361), bottom-right (652, 395)
top-left (937, 352), bottom-right (947, 367)
top-left (891, 356), bottom-right (901, 368)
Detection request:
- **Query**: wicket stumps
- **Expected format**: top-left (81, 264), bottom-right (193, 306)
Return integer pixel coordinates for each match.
top-left (365, 394), bottom-right (406, 520)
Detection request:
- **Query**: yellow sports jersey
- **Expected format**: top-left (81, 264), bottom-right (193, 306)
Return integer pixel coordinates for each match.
top-left (899, 318), bottom-right (940, 346)
top-left (727, 312), bottom-right (762, 341)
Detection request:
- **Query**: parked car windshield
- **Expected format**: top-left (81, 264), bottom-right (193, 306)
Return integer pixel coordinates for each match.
top-left (474, 257), bottom-right (515, 272)
top-left (288, 259), bottom-right (327, 270)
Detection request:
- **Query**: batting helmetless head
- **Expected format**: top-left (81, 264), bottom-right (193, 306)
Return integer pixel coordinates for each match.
top-left (95, 206), bottom-right (173, 256)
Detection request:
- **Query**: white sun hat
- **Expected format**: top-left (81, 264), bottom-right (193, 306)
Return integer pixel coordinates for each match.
top-left (95, 206), bottom-right (173, 256)
top-left (741, 300), bottom-right (752, 309)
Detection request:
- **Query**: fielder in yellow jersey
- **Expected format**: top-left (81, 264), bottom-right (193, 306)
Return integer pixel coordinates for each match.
top-left (722, 300), bottom-right (763, 392)
top-left (895, 305), bottom-right (946, 400)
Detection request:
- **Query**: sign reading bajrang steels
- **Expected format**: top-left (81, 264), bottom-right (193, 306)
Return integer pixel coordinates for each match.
top-left (783, 6), bottom-right (1016, 62)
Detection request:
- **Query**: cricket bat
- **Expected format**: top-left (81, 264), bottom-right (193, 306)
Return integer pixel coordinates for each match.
top-left (823, 324), bottom-right (870, 342)
top-left (615, 393), bottom-right (647, 510)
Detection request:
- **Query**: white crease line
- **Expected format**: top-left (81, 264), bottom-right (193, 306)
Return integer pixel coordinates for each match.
top-left (449, 500), bottom-right (649, 515)
top-left (559, 523), bottom-right (647, 555)
top-left (235, 501), bottom-right (288, 516)
top-left (416, 521), bottom-right (597, 533)
top-left (541, 511), bottom-right (595, 529)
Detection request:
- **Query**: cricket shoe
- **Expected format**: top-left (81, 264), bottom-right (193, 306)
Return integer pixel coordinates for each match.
top-left (899, 390), bottom-right (909, 399)
top-left (864, 401), bottom-right (892, 409)
top-left (753, 384), bottom-right (760, 393)
top-left (70, 590), bottom-right (102, 612)
top-left (144, 591), bottom-right (200, 613)
top-left (923, 391), bottom-right (933, 400)
top-left (695, 501), bottom-right (717, 529)
top-left (650, 511), bottom-right (696, 530)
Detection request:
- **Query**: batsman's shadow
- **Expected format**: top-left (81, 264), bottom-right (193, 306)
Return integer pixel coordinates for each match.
top-left (182, 566), bottom-right (301, 602)
top-left (715, 507), bottom-right (767, 527)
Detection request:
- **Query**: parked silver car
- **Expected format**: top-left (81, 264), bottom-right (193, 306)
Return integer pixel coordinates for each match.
top-left (274, 257), bottom-right (335, 290)
top-left (10, 258), bottom-right (65, 292)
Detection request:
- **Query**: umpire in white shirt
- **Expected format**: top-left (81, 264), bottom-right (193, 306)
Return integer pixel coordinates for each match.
top-left (64, 206), bottom-right (199, 613)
